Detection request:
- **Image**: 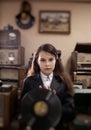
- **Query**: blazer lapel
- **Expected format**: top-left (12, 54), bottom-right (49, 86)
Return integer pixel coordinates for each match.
top-left (51, 76), bottom-right (60, 90)
top-left (50, 75), bottom-right (64, 93)
top-left (36, 74), bottom-right (44, 87)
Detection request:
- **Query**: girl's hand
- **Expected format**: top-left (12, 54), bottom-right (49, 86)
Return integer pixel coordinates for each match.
top-left (39, 85), bottom-right (56, 94)
top-left (47, 87), bottom-right (56, 94)
top-left (26, 126), bottom-right (32, 130)
top-left (49, 127), bottom-right (55, 130)
top-left (26, 126), bottom-right (55, 130)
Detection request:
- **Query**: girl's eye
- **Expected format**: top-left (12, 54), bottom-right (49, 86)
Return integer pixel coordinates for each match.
top-left (49, 58), bottom-right (54, 61)
top-left (40, 59), bottom-right (46, 62)
top-left (39, 58), bottom-right (55, 62)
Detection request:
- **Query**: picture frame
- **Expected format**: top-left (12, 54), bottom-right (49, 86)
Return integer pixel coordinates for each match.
top-left (39, 10), bottom-right (71, 34)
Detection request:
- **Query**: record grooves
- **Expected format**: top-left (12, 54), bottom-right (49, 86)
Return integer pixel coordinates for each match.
top-left (21, 88), bottom-right (62, 130)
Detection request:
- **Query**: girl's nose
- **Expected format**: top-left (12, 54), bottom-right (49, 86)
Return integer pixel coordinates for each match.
top-left (45, 60), bottom-right (50, 65)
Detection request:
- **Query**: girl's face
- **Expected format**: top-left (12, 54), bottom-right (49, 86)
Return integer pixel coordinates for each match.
top-left (37, 51), bottom-right (56, 76)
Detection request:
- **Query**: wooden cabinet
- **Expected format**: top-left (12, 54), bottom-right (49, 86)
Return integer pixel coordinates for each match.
top-left (0, 66), bottom-right (25, 127)
top-left (0, 87), bottom-right (18, 127)
top-left (71, 43), bottom-right (91, 88)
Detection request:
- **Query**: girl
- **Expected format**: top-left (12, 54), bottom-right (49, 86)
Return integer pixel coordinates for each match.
top-left (20, 43), bottom-right (75, 130)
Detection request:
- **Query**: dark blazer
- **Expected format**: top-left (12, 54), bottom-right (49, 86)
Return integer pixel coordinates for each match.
top-left (20, 74), bottom-right (76, 130)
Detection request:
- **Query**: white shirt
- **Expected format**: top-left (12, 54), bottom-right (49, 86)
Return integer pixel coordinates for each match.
top-left (40, 72), bottom-right (53, 89)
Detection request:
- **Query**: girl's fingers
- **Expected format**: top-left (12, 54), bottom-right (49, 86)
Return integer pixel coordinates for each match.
top-left (48, 127), bottom-right (55, 130)
top-left (53, 89), bottom-right (56, 94)
top-left (39, 86), bottom-right (56, 94)
top-left (39, 85), bottom-right (42, 88)
top-left (26, 126), bottom-right (32, 130)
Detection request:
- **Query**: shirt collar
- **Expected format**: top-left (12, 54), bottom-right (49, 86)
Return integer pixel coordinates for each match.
top-left (40, 72), bottom-right (53, 81)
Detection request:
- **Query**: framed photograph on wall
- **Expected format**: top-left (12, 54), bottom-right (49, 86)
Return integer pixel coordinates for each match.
top-left (39, 10), bottom-right (71, 34)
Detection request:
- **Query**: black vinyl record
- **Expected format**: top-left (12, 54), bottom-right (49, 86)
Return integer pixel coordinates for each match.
top-left (21, 88), bottom-right (62, 130)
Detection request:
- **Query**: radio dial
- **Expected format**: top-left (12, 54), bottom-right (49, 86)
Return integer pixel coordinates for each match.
top-left (8, 56), bottom-right (14, 61)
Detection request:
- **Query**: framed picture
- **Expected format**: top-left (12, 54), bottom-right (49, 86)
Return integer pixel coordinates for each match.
top-left (39, 10), bottom-right (71, 34)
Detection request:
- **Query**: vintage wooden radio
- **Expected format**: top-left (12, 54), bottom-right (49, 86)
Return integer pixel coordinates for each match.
top-left (0, 29), bottom-right (24, 66)
top-left (0, 29), bottom-right (20, 49)
top-left (71, 43), bottom-right (91, 71)
top-left (0, 67), bottom-right (25, 88)
top-left (0, 29), bottom-right (25, 89)
top-left (0, 47), bottom-right (25, 66)
top-left (71, 43), bottom-right (91, 88)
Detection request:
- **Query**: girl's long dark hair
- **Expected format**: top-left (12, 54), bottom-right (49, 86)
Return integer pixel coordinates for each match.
top-left (31, 43), bottom-right (74, 95)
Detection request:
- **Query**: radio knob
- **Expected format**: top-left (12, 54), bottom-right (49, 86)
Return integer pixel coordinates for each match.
top-left (10, 61), bottom-right (14, 64)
